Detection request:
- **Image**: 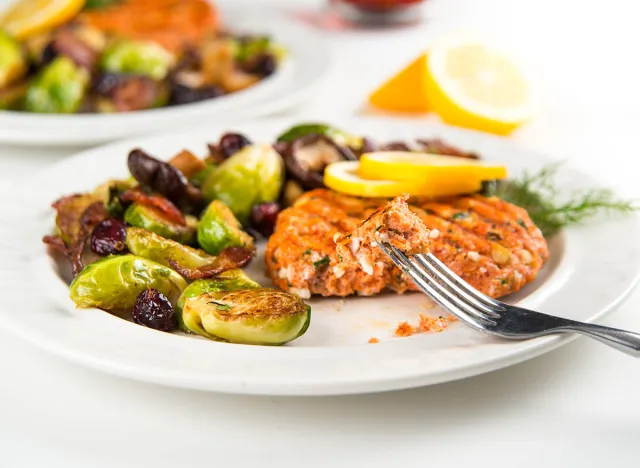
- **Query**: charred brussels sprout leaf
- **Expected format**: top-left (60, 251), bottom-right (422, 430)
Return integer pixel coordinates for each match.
top-left (69, 255), bottom-right (186, 311)
top-left (124, 204), bottom-right (196, 244)
top-left (93, 179), bottom-right (137, 217)
top-left (25, 57), bottom-right (89, 113)
top-left (276, 123), bottom-right (363, 150)
top-left (182, 289), bottom-right (310, 345)
top-left (0, 30), bottom-right (27, 89)
top-left (197, 200), bottom-right (254, 255)
top-left (100, 40), bottom-right (174, 80)
top-left (202, 144), bottom-right (284, 224)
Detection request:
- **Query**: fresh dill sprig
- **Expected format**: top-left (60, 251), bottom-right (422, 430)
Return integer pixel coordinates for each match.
top-left (484, 163), bottom-right (638, 237)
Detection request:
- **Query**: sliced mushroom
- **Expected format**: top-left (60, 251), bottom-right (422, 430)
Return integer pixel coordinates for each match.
top-left (283, 134), bottom-right (357, 190)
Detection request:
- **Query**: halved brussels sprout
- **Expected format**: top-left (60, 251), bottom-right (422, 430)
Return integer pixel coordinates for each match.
top-left (124, 204), bottom-right (197, 244)
top-left (202, 144), bottom-right (284, 225)
top-left (69, 255), bottom-right (186, 311)
top-left (276, 123), bottom-right (363, 150)
top-left (24, 56), bottom-right (90, 113)
top-left (125, 227), bottom-right (253, 279)
top-left (181, 289), bottom-right (310, 345)
top-left (175, 269), bottom-right (260, 321)
top-left (100, 40), bottom-right (174, 80)
top-left (189, 165), bottom-right (216, 189)
top-left (0, 30), bottom-right (27, 88)
top-left (197, 200), bottom-right (254, 255)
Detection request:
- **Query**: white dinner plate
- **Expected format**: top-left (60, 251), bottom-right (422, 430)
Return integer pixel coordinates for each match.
top-left (0, 9), bottom-right (331, 146)
top-left (1, 117), bottom-right (639, 396)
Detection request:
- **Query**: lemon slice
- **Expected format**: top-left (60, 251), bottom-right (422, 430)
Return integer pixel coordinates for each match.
top-left (324, 161), bottom-right (483, 198)
top-left (359, 151), bottom-right (507, 182)
top-left (0, 0), bottom-right (85, 39)
top-left (425, 33), bottom-right (535, 135)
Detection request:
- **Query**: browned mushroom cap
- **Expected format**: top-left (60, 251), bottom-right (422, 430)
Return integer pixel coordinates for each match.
top-left (283, 134), bottom-right (357, 190)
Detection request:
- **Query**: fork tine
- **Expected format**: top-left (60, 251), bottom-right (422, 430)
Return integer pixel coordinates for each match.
top-left (378, 242), bottom-right (491, 331)
top-left (384, 244), bottom-right (497, 325)
top-left (421, 253), bottom-right (507, 312)
top-left (413, 254), bottom-right (503, 318)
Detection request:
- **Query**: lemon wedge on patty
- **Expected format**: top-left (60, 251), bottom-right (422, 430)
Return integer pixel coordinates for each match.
top-left (359, 151), bottom-right (507, 182)
top-left (324, 153), bottom-right (507, 198)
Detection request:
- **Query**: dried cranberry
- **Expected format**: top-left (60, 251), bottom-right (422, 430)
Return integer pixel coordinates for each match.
top-left (132, 288), bottom-right (175, 331)
top-left (219, 133), bottom-right (252, 159)
top-left (41, 42), bottom-right (57, 66)
top-left (90, 219), bottom-right (127, 256)
top-left (250, 202), bottom-right (281, 237)
top-left (169, 84), bottom-right (223, 106)
top-left (245, 53), bottom-right (277, 77)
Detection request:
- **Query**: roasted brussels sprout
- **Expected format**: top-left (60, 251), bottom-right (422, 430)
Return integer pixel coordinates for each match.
top-left (125, 227), bottom-right (253, 279)
top-left (69, 255), bottom-right (186, 311)
top-left (0, 31), bottom-right (26, 88)
top-left (24, 56), bottom-right (89, 113)
top-left (197, 200), bottom-right (254, 255)
top-left (283, 134), bottom-right (357, 190)
top-left (124, 204), bottom-right (197, 244)
top-left (175, 269), bottom-right (260, 314)
top-left (189, 165), bottom-right (216, 189)
top-left (181, 289), bottom-right (310, 345)
top-left (100, 40), bottom-right (174, 80)
top-left (202, 144), bottom-right (284, 224)
top-left (276, 123), bottom-right (363, 149)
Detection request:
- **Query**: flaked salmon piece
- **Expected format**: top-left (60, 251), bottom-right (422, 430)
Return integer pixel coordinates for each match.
top-left (265, 189), bottom-right (549, 298)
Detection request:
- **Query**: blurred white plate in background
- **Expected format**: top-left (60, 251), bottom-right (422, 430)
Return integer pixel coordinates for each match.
top-left (0, 9), bottom-right (331, 146)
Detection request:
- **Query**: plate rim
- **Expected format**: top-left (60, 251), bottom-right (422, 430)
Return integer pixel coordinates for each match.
top-left (1, 116), bottom-right (639, 396)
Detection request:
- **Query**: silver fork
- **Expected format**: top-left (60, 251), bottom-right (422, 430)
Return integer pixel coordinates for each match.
top-left (378, 242), bottom-right (640, 357)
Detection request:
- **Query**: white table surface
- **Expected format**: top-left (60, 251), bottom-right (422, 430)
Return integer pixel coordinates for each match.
top-left (1, 0), bottom-right (639, 466)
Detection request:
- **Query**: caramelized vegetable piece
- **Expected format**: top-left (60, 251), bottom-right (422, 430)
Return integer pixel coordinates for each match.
top-left (124, 204), bottom-right (196, 244)
top-left (69, 255), bottom-right (186, 311)
top-left (168, 150), bottom-right (206, 178)
top-left (197, 200), bottom-right (254, 255)
top-left (181, 289), bottom-right (310, 345)
top-left (127, 149), bottom-right (204, 212)
top-left (51, 29), bottom-right (98, 69)
top-left (202, 144), bottom-right (284, 224)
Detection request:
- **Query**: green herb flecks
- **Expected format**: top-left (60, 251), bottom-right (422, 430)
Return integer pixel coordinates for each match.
top-left (313, 256), bottom-right (330, 269)
top-left (485, 163), bottom-right (638, 237)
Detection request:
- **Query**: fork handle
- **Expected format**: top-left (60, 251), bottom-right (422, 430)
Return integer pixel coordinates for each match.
top-left (557, 321), bottom-right (640, 357)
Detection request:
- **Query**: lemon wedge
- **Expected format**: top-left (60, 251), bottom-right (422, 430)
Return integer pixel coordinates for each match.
top-left (359, 151), bottom-right (507, 182)
top-left (0, 0), bottom-right (85, 39)
top-left (325, 161), bottom-right (484, 198)
top-left (424, 33), bottom-right (535, 135)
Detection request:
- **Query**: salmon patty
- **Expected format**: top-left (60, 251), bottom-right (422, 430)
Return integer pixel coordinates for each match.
top-left (265, 189), bottom-right (549, 298)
